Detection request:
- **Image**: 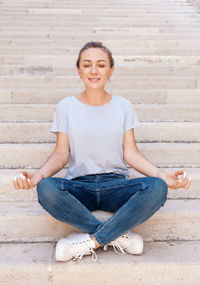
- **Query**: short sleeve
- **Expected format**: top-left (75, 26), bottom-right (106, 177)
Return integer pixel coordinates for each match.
top-left (124, 102), bottom-right (140, 131)
top-left (51, 103), bottom-right (68, 135)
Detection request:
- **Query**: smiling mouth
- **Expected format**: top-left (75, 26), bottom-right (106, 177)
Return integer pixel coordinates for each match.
top-left (89, 78), bottom-right (100, 81)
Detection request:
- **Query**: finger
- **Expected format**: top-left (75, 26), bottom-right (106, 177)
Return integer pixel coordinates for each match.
top-left (27, 178), bottom-right (34, 189)
top-left (173, 179), bottom-right (183, 190)
top-left (179, 175), bottom-right (189, 188)
top-left (169, 185), bottom-right (179, 190)
top-left (183, 177), bottom-right (192, 189)
top-left (168, 179), bottom-right (181, 189)
top-left (23, 177), bottom-right (30, 190)
top-left (18, 177), bottom-right (24, 189)
top-left (183, 175), bottom-right (191, 186)
top-left (175, 169), bottom-right (186, 177)
top-left (13, 176), bottom-right (20, 189)
top-left (176, 174), bottom-right (191, 189)
top-left (179, 173), bottom-right (191, 188)
top-left (20, 171), bottom-right (28, 179)
top-left (18, 174), bottom-right (26, 189)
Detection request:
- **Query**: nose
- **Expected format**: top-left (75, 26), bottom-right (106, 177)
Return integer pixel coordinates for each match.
top-left (91, 64), bottom-right (97, 74)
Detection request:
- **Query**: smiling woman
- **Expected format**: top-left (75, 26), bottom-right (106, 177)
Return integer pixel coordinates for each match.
top-left (75, 41), bottom-right (115, 106)
top-left (13, 41), bottom-right (191, 263)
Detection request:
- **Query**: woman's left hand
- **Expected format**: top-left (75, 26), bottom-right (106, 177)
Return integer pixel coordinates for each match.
top-left (156, 169), bottom-right (191, 190)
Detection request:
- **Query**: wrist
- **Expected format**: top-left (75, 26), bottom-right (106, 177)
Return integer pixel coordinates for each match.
top-left (37, 169), bottom-right (48, 179)
top-left (154, 169), bottom-right (166, 178)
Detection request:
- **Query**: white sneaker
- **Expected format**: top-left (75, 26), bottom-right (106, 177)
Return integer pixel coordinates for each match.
top-left (103, 232), bottom-right (143, 256)
top-left (55, 232), bottom-right (98, 262)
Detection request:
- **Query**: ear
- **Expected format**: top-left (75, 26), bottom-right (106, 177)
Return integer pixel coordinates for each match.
top-left (77, 68), bottom-right (81, 78)
top-left (108, 66), bottom-right (115, 79)
top-left (110, 65), bottom-right (115, 76)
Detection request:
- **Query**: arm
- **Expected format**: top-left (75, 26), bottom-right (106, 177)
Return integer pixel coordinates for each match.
top-left (13, 132), bottom-right (70, 189)
top-left (123, 128), bottom-right (191, 190)
top-left (123, 128), bottom-right (160, 177)
top-left (37, 132), bottom-right (70, 178)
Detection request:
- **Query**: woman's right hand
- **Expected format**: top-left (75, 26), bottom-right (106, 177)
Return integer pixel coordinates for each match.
top-left (13, 171), bottom-right (45, 190)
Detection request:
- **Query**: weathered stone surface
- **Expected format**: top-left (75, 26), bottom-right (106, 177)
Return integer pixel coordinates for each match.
top-left (0, 200), bottom-right (199, 242)
top-left (0, 243), bottom-right (53, 285)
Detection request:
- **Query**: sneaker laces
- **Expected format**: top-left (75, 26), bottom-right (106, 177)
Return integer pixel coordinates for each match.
top-left (71, 239), bottom-right (98, 261)
top-left (103, 233), bottom-right (131, 256)
top-left (104, 240), bottom-right (126, 255)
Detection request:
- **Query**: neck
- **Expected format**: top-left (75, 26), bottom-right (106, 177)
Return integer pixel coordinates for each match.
top-left (83, 88), bottom-right (108, 105)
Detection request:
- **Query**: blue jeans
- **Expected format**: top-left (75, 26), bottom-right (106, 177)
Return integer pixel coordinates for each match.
top-left (36, 172), bottom-right (168, 246)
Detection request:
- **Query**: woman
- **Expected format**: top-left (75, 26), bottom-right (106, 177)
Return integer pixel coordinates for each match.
top-left (13, 41), bottom-right (191, 262)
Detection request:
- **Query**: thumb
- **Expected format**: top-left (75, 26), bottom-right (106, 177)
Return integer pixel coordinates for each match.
top-left (174, 169), bottom-right (185, 177)
top-left (20, 171), bottom-right (28, 178)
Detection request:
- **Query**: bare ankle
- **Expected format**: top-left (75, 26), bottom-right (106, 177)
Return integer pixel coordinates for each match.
top-left (90, 235), bottom-right (101, 249)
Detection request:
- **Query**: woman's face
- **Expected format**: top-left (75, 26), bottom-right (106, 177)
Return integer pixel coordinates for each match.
top-left (77, 47), bottom-right (114, 89)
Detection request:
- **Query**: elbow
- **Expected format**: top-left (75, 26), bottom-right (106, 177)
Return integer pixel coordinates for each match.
top-left (54, 151), bottom-right (69, 167)
top-left (62, 153), bottom-right (69, 166)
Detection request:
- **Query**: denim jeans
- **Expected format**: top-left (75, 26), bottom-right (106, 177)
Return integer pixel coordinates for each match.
top-left (36, 172), bottom-right (168, 246)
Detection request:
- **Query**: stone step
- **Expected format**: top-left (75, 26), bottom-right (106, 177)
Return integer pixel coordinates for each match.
top-left (1, 65), bottom-right (200, 76)
top-left (1, 17), bottom-right (198, 25)
top-left (0, 200), bottom-right (199, 242)
top-left (1, 39), bottom-right (200, 48)
top-left (1, 20), bottom-right (199, 26)
top-left (2, 27), bottom-right (200, 33)
top-left (0, 241), bottom-right (199, 285)
top-left (1, 89), bottom-right (199, 104)
top-left (0, 3), bottom-right (194, 8)
top-left (0, 6), bottom-right (197, 12)
top-left (0, 0), bottom-right (191, 3)
top-left (0, 76), bottom-right (198, 88)
top-left (2, 47), bottom-right (200, 56)
top-left (1, 122), bottom-right (200, 143)
top-left (0, 3), bottom-right (192, 7)
top-left (2, 168), bottom-right (200, 201)
top-left (1, 32), bottom-right (200, 40)
top-left (1, 143), bottom-right (200, 168)
top-left (2, 28), bottom-right (200, 37)
top-left (0, 8), bottom-right (197, 14)
top-left (0, 10), bottom-right (198, 16)
top-left (1, 55), bottom-right (200, 67)
top-left (1, 104), bottom-right (199, 122)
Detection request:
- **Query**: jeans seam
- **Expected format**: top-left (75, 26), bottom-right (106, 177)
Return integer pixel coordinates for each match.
top-left (141, 182), bottom-right (145, 191)
top-left (101, 181), bottom-right (144, 191)
top-left (91, 183), bottom-right (144, 244)
top-left (92, 210), bottom-right (121, 243)
top-left (61, 179), bottom-right (65, 191)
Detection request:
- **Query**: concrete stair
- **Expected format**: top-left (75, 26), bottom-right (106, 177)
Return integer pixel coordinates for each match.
top-left (1, 241), bottom-right (200, 285)
top-left (1, 0), bottom-right (200, 284)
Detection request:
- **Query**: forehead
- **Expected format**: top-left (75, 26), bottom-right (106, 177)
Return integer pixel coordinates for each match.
top-left (80, 48), bottom-right (109, 62)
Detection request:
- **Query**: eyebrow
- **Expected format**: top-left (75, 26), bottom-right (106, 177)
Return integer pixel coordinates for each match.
top-left (82, 60), bottom-right (106, 63)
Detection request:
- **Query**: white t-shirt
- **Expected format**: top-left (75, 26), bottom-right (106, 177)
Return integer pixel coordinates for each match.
top-left (51, 94), bottom-right (140, 180)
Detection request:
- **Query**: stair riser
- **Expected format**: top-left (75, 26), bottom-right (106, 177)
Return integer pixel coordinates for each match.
top-left (1, 89), bottom-right (200, 104)
top-left (1, 34), bottom-right (200, 40)
top-left (0, 77), bottom-right (197, 88)
top-left (1, 55), bottom-right (200, 66)
top-left (0, 241), bottom-right (200, 285)
top-left (1, 143), bottom-right (200, 168)
top-left (1, 105), bottom-right (199, 122)
top-left (1, 122), bottom-right (200, 143)
top-left (0, 200), bottom-right (199, 242)
top-left (2, 66), bottom-right (200, 76)
top-left (2, 48), bottom-right (200, 56)
top-left (1, 39), bottom-right (200, 48)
